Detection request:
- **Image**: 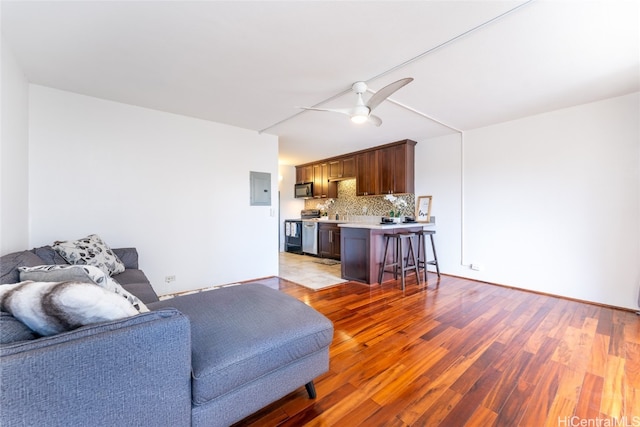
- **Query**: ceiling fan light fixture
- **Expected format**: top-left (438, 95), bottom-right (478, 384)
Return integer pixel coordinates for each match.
top-left (298, 77), bottom-right (413, 127)
top-left (351, 104), bottom-right (369, 124)
top-left (351, 114), bottom-right (368, 124)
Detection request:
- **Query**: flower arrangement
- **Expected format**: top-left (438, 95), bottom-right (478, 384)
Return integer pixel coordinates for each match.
top-left (316, 199), bottom-right (335, 216)
top-left (384, 194), bottom-right (407, 218)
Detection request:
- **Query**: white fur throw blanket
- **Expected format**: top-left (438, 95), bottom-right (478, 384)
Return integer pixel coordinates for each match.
top-left (0, 281), bottom-right (140, 336)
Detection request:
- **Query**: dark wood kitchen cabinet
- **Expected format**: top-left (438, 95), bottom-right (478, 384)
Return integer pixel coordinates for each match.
top-left (308, 163), bottom-right (336, 199)
top-left (318, 222), bottom-right (341, 260)
top-left (342, 157), bottom-right (355, 178)
top-left (355, 150), bottom-right (378, 196)
top-left (328, 156), bottom-right (355, 180)
top-left (295, 165), bottom-right (313, 184)
top-left (313, 164), bottom-right (323, 197)
top-left (312, 163), bottom-right (335, 198)
top-left (296, 139), bottom-right (415, 198)
top-left (378, 141), bottom-right (415, 194)
top-left (355, 140), bottom-right (415, 196)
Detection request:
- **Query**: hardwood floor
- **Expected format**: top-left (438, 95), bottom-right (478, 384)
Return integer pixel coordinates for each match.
top-left (235, 274), bottom-right (640, 426)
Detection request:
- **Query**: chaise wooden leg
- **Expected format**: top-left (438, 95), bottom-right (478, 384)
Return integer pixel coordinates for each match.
top-left (305, 381), bottom-right (317, 399)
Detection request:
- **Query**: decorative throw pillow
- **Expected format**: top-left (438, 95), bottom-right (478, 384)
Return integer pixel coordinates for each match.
top-left (19, 265), bottom-right (148, 313)
top-left (52, 234), bottom-right (125, 276)
top-left (0, 250), bottom-right (44, 284)
top-left (0, 281), bottom-right (140, 337)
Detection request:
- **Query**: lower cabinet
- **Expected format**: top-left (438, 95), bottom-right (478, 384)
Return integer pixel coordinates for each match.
top-left (340, 228), bottom-right (370, 283)
top-left (318, 223), bottom-right (341, 260)
top-left (341, 226), bottom-right (424, 284)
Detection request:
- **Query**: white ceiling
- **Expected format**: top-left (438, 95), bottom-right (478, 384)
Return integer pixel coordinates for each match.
top-left (2, 0), bottom-right (638, 165)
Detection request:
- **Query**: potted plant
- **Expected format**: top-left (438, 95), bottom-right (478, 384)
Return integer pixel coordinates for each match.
top-left (384, 195), bottom-right (407, 223)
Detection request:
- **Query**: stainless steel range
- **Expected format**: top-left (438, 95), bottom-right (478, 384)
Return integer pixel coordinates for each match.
top-left (301, 209), bottom-right (321, 255)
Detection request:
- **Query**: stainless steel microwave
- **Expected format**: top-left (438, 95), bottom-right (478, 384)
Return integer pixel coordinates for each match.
top-left (294, 182), bottom-right (313, 198)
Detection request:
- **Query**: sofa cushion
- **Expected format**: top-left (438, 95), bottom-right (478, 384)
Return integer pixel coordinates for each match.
top-left (112, 248), bottom-right (139, 270)
top-left (148, 283), bottom-right (334, 406)
top-left (0, 311), bottom-right (37, 343)
top-left (112, 268), bottom-right (150, 286)
top-left (0, 250), bottom-right (45, 284)
top-left (53, 234), bottom-right (125, 276)
top-left (112, 269), bottom-right (158, 304)
top-left (0, 281), bottom-right (140, 336)
top-left (19, 264), bottom-right (148, 313)
top-left (118, 281), bottom-right (160, 305)
top-left (32, 245), bottom-right (69, 265)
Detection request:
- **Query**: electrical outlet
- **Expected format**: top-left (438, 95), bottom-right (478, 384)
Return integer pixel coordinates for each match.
top-left (165, 275), bottom-right (176, 283)
top-left (470, 263), bottom-right (484, 271)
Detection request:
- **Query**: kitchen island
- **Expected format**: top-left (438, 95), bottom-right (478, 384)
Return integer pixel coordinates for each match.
top-left (339, 222), bottom-right (434, 285)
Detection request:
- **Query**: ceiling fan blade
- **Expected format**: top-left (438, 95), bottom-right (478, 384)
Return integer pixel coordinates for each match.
top-left (366, 77), bottom-right (413, 112)
top-left (368, 114), bottom-right (382, 127)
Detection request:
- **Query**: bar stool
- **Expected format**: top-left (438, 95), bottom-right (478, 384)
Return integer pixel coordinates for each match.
top-left (416, 229), bottom-right (441, 282)
top-left (378, 232), bottom-right (419, 290)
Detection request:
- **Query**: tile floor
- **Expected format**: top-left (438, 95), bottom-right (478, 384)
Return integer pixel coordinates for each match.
top-left (278, 251), bottom-right (347, 290)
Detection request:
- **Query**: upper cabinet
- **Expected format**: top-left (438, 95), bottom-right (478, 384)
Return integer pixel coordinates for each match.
top-left (296, 165), bottom-right (313, 184)
top-left (328, 156), bottom-right (355, 180)
top-left (378, 141), bottom-right (415, 194)
top-left (355, 151), bottom-right (378, 196)
top-left (295, 139), bottom-right (415, 198)
top-left (313, 163), bottom-right (331, 198)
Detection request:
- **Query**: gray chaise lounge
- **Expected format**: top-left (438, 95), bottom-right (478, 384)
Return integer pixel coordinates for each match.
top-left (0, 246), bottom-right (334, 427)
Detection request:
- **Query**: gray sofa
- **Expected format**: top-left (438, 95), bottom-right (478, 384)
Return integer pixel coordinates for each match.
top-left (0, 246), bottom-right (334, 427)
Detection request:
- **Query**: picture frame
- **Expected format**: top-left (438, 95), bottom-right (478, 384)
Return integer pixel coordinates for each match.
top-left (416, 196), bottom-right (432, 223)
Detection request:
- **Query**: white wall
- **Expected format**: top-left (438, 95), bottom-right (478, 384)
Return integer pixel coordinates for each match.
top-left (28, 85), bottom-right (279, 296)
top-left (0, 36), bottom-right (30, 254)
top-left (415, 92), bottom-right (640, 309)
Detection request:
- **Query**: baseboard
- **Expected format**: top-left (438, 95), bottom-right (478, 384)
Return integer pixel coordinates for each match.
top-left (441, 272), bottom-right (639, 314)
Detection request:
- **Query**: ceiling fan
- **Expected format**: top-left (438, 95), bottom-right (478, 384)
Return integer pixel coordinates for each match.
top-left (300, 77), bottom-right (413, 127)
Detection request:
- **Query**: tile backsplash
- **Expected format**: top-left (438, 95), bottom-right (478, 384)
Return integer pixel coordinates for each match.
top-left (304, 179), bottom-right (415, 219)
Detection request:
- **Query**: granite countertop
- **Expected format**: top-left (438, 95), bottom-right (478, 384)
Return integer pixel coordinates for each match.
top-left (303, 218), bottom-right (354, 224)
top-left (303, 217), bottom-right (436, 229)
top-left (338, 222), bottom-right (435, 230)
